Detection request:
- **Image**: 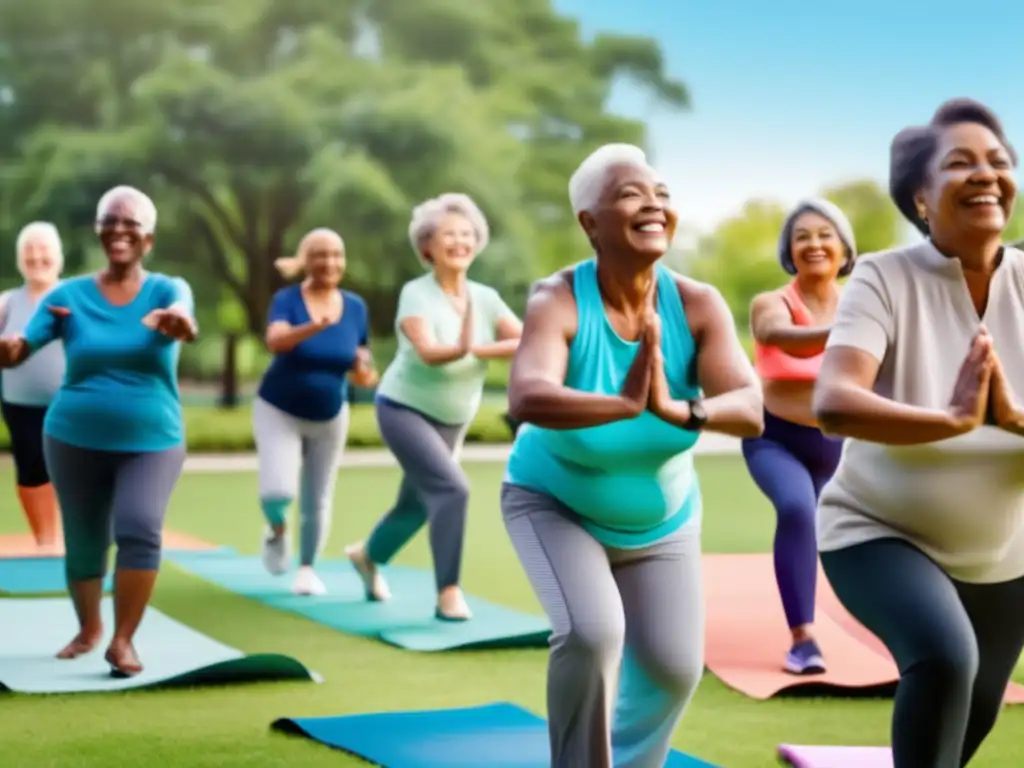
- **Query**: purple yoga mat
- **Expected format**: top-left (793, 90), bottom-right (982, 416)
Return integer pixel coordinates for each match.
top-left (778, 745), bottom-right (893, 768)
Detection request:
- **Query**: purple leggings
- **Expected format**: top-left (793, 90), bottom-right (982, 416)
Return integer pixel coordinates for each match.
top-left (741, 411), bottom-right (843, 629)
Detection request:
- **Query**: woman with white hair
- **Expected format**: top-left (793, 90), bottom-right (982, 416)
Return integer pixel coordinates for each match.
top-left (0, 222), bottom-right (66, 547)
top-left (255, 228), bottom-right (377, 596)
top-left (0, 185), bottom-right (197, 677)
top-left (503, 144), bottom-right (763, 767)
top-left (743, 199), bottom-right (856, 676)
top-left (345, 192), bottom-right (522, 621)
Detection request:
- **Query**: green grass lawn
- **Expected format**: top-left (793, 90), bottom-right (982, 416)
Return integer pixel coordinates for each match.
top-left (0, 456), bottom-right (1022, 767)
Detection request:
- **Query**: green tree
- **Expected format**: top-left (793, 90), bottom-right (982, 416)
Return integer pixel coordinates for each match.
top-left (821, 179), bottom-right (902, 255)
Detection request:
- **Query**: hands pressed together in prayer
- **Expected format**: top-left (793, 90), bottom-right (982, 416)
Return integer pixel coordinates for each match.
top-left (948, 326), bottom-right (1024, 436)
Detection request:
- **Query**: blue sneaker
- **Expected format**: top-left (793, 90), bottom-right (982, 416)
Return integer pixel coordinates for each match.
top-left (784, 640), bottom-right (826, 675)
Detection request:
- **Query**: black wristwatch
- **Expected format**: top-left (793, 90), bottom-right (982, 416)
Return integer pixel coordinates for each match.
top-left (683, 398), bottom-right (707, 431)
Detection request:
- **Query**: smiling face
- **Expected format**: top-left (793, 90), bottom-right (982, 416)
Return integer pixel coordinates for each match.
top-left (580, 162), bottom-right (677, 263)
top-left (424, 212), bottom-right (478, 274)
top-left (788, 210), bottom-right (846, 279)
top-left (18, 232), bottom-right (61, 286)
top-left (302, 230), bottom-right (346, 288)
top-left (916, 121), bottom-right (1017, 240)
top-left (96, 194), bottom-right (153, 266)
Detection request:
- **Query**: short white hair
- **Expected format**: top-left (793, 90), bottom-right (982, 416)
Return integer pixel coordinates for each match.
top-left (568, 143), bottom-right (650, 215)
top-left (15, 221), bottom-right (64, 276)
top-left (408, 192), bottom-right (490, 267)
top-left (96, 185), bottom-right (158, 234)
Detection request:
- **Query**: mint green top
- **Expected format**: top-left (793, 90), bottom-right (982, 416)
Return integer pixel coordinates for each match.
top-left (376, 273), bottom-right (517, 425)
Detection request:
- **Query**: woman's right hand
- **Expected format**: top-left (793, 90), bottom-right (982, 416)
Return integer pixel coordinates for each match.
top-left (457, 299), bottom-right (474, 356)
top-left (947, 328), bottom-right (994, 434)
top-left (0, 336), bottom-right (28, 368)
top-left (620, 314), bottom-right (656, 415)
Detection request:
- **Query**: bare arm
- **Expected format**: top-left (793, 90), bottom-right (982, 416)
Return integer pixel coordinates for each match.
top-left (749, 291), bottom-right (829, 358)
top-left (654, 282), bottom-right (764, 437)
top-left (507, 277), bottom-right (647, 428)
top-left (472, 314), bottom-right (522, 360)
top-left (400, 312), bottom-right (472, 366)
top-left (348, 346), bottom-right (379, 388)
top-left (814, 347), bottom-right (973, 443)
top-left (265, 319), bottom-right (329, 354)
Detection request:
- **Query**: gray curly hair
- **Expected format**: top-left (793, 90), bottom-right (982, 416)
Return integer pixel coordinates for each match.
top-left (407, 192), bottom-right (490, 268)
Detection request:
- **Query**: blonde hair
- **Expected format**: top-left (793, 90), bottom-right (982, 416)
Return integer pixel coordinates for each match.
top-left (408, 192), bottom-right (489, 268)
top-left (16, 221), bottom-right (64, 277)
top-left (274, 228), bottom-right (344, 279)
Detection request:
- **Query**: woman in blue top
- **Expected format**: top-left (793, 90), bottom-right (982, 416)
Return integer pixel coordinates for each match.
top-left (0, 185), bottom-right (197, 677)
top-left (0, 221), bottom-right (66, 547)
top-left (254, 228), bottom-right (377, 596)
top-left (503, 144), bottom-right (764, 768)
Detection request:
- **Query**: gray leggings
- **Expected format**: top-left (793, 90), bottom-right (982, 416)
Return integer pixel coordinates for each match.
top-left (366, 398), bottom-right (468, 590)
top-left (500, 483), bottom-right (704, 768)
top-left (44, 435), bottom-right (186, 581)
top-left (253, 397), bottom-right (349, 567)
top-left (822, 538), bottom-right (1024, 768)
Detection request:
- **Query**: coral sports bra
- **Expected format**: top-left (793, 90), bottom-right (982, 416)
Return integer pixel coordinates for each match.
top-left (753, 281), bottom-right (828, 382)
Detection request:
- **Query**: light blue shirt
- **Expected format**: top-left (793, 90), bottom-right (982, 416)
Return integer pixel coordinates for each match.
top-left (505, 258), bottom-right (702, 548)
top-left (0, 285), bottom-right (65, 406)
top-left (21, 273), bottom-right (194, 452)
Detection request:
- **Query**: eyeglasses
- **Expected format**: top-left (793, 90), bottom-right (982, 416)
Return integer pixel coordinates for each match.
top-left (97, 215), bottom-right (143, 230)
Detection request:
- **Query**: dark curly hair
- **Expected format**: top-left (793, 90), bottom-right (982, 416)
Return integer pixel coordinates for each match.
top-left (889, 98), bottom-right (1018, 235)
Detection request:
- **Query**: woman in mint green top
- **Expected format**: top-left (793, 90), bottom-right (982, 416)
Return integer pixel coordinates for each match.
top-left (0, 186), bottom-right (198, 678)
top-left (346, 193), bottom-right (521, 620)
top-left (503, 144), bottom-right (763, 768)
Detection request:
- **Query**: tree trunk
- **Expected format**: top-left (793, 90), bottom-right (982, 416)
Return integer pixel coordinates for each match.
top-left (219, 333), bottom-right (240, 409)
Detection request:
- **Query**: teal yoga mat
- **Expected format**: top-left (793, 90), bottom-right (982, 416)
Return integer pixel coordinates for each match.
top-left (168, 550), bottom-right (551, 651)
top-left (0, 557), bottom-right (113, 594)
top-left (0, 597), bottom-right (320, 694)
top-left (272, 702), bottom-right (719, 767)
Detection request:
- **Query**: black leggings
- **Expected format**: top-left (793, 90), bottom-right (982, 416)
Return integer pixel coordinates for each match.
top-left (822, 538), bottom-right (1024, 768)
top-left (0, 401), bottom-right (49, 487)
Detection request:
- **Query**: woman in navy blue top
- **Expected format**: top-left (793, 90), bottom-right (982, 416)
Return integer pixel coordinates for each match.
top-left (253, 228), bottom-right (377, 596)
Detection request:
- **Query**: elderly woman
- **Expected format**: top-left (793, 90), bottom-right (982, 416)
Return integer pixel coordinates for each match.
top-left (744, 199), bottom-right (855, 675)
top-left (0, 185), bottom-right (197, 677)
top-left (503, 144), bottom-right (763, 767)
top-left (814, 99), bottom-right (1024, 767)
top-left (255, 228), bottom-right (377, 596)
top-left (345, 193), bottom-right (522, 621)
top-left (0, 222), bottom-right (66, 547)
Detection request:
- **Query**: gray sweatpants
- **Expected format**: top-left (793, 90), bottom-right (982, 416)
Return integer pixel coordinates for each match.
top-left (44, 435), bottom-right (186, 581)
top-left (501, 483), bottom-right (704, 768)
top-left (366, 398), bottom-right (468, 590)
top-left (252, 396), bottom-right (349, 566)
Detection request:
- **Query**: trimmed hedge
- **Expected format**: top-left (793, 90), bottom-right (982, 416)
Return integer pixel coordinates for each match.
top-left (0, 400), bottom-right (514, 453)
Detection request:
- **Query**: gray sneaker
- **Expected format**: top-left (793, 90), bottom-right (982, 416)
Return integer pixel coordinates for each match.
top-left (261, 528), bottom-right (290, 575)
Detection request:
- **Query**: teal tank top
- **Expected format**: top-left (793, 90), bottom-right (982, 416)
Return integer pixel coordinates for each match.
top-left (505, 258), bottom-right (702, 548)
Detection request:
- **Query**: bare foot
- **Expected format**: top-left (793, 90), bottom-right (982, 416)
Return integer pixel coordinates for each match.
top-left (344, 542), bottom-right (391, 602)
top-left (104, 639), bottom-right (143, 678)
top-left (436, 586), bottom-right (472, 622)
top-left (56, 629), bottom-right (103, 660)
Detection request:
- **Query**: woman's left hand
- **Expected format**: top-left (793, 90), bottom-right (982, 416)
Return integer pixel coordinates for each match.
top-left (645, 305), bottom-right (677, 419)
top-left (989, 352), bottom-right (1024, 434)
top-left (143, 308), bottom-right (197, 341)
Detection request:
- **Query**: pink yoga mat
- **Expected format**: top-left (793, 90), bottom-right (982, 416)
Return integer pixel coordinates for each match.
top-left (778, 745), bottom-right (892, 768)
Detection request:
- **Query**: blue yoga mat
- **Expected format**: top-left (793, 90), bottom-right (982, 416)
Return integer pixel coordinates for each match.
top-left (0, 557), bottom-right (113, 594)
top-left (168, 550), bottom-right (550, 651)
top-left (0, 597), bottom-right (320, 694)
top-left (272, 702), bottom-right (719, 767)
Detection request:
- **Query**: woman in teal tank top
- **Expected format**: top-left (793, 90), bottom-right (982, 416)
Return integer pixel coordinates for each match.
top-left (503, 144), bottom-right (764, 768)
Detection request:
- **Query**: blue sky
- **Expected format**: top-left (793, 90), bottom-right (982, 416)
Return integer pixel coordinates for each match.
top-left (554, 0), bottom-right (1024, 234)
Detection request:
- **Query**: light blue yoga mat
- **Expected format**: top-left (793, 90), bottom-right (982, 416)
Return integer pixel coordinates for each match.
top-left (0, 597), bottom-right (320, 694)
top-left (167, 550), bottom-right (551, 651)
top-left (0, 557), bottom-right (113, 594)
top-left (272, 702), bottom-right (719, 767)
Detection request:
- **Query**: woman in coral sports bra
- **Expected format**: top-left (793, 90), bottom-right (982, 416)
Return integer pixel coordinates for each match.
top-left (744, 198), bottom-right (856, 676)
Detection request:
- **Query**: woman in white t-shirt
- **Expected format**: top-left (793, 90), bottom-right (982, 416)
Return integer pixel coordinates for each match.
top-left (814, 98), bottom-right (1024, 768)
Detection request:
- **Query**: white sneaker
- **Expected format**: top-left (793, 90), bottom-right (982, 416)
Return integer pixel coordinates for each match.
top-left (291, 566), bottom-right (327, 596)
top-left (344, 542), bottom-right (392, 601)
top-left (262, 528), bottom-right (290, 575)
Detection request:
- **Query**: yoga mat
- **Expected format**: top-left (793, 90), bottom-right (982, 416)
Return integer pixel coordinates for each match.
top-left (0, 597), bottom-right (319, 694)
top-left (778, 744), bottom-right (893, 768)
top-left (705, 554), bottom-right (1024, 703)
top-left (703, 553), bottom-right (897, 699)
top-left (271, 702), bottom-right (718, 767)
top-left (0, 533), bottom-right (222, 595)
top-left (168, 550), bottom-right (550, 651)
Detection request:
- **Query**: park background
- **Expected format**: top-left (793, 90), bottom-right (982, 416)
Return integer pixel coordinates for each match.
top-left (2, 4), bottom-right (1024, 768)
top-left (2, 0), bottom-right (1023, 453)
